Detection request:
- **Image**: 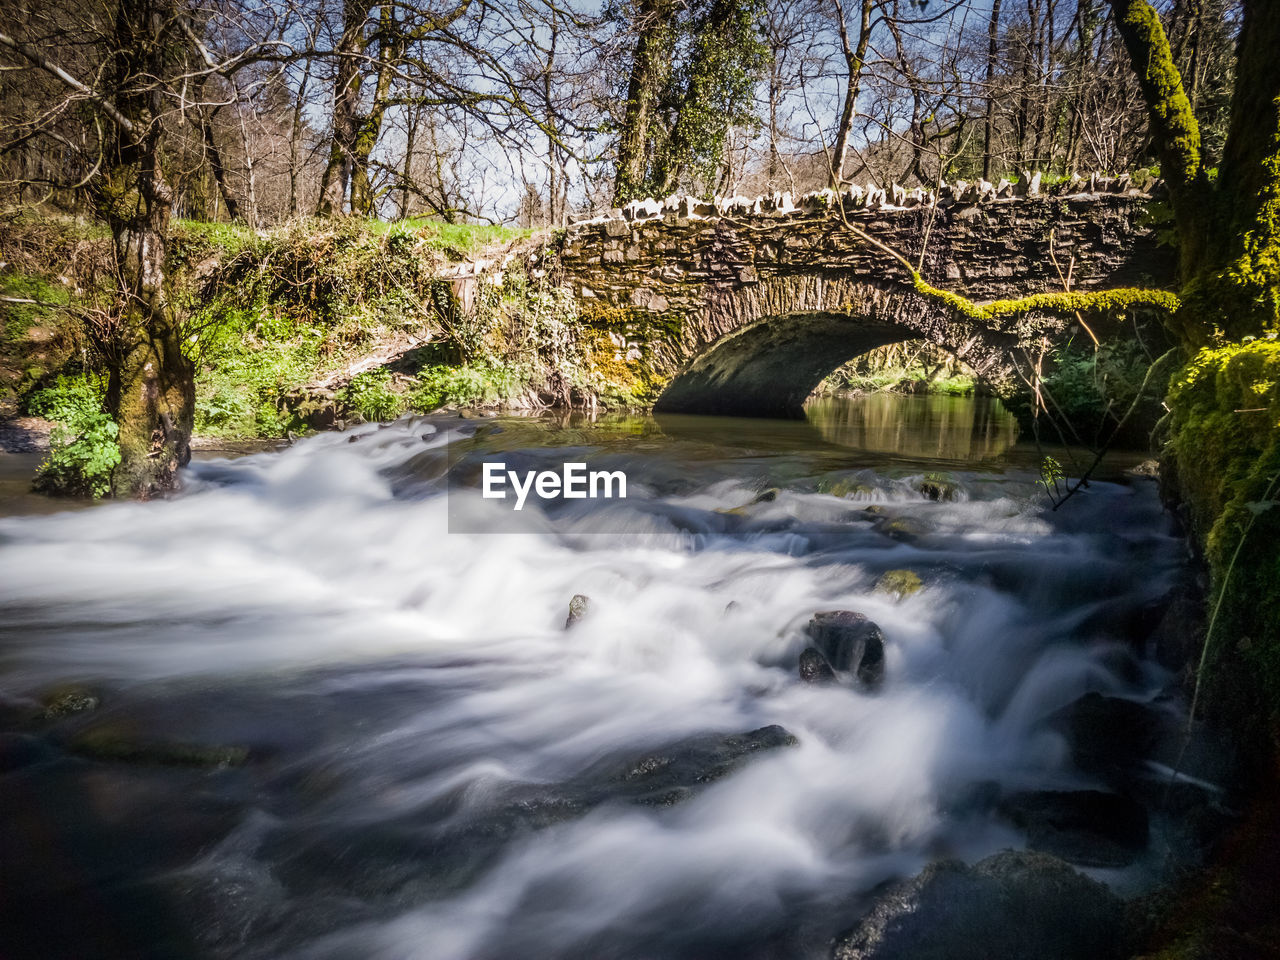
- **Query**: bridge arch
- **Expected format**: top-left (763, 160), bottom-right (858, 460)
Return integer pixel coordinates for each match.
top-left (653, 276), bottom-right (1016, 418)
top-left (653, 313), bottom-right (921, 418)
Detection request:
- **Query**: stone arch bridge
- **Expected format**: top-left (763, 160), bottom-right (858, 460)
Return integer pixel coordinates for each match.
top-left (521, 180), bottom-right (1175, 417)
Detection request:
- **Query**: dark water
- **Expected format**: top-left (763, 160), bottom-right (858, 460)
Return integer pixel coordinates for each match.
top-left (0, 395), bottom-right (1201, 959)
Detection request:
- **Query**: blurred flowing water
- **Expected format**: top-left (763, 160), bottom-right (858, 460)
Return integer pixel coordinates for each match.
top-left (0, 396), bottom-right (1193, 959)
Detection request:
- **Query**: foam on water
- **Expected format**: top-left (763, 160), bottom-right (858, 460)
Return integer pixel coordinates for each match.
top-left (0, 413), bottom-right (1189, 959)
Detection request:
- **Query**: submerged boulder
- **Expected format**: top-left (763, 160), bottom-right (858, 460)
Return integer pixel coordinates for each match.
top-left (39, 684), bottom-right (100, 721)
top-left (799, 646), bottom-right (837, 683)
top-left (717, 487), bottom-right (781, 516)
top-left (914, 476), bottom-right (960, 502)
top-left (67, 722), bottom-right (248, 768)
top-left (1048, 692), bottom-right (1166, 785)
top-left (831, 850), bottom-right (1128, 960)
top-left (997, 789), bottom-right (1150, 867)
top-left (807, 611), bottom-right (885, 688)
top-left (565, 594), bottom-right (591, 628)
top-left (874, 570), bottom-right (923, 600)
top-left (608, 724), bottom-right (799, 805)
top-left (871, 514), bottom-right (933, 543)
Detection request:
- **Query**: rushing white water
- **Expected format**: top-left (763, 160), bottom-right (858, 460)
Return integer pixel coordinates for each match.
top-left (0, 403), bottom-right (1190, 960)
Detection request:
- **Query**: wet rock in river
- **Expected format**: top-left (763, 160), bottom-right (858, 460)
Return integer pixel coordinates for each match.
top-left (807, 611), bottom-right (885, 688)
top-left (799, 646), bottom-right (837, 683)
top-left (68, 723), bottom-right (248, 768)
top-left (872, 514), bottom-right (933, 543)
top-left (997, 789), bottom-right (1150, 868)
top-left (39, 684), bottom-right (100, 720)
top-left (831, 850), bottom-right (1129, 960)
top-left (820, 478), bottom-right (875, 499)
top-left (874, 569), bottom-right (923, 600)
top-left (609, 724), bottom-right (799, 805)
top-left (565, 593), bottom-right (591, 628)
top-left (914, 475), bottom-right (960, 502)
top-left (267, 723), bottom-right (804, 904)
top-left (1048, 692), bottom-right (1166, 785)
top-left (716, 487), bottom-right (781, 516)
top-left (1147, 586), bottom-right (1205, 672)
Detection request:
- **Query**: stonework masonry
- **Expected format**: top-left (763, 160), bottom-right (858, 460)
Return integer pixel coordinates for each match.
top-left (524, 180), bottom-right (1175, 416)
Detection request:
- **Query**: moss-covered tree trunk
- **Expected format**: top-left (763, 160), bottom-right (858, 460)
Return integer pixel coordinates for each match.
top-left (1107, 0), bottom-right (1280, 737)
top-left (95, 0), bottom-right (194, 498)
top-left (614, 0), bottom-right (674, 205)
top-left (348, 8), bottom-right (403, 218)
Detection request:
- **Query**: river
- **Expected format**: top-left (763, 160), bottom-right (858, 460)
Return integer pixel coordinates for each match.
top-left (0, 395), bottom-right (1205, 959)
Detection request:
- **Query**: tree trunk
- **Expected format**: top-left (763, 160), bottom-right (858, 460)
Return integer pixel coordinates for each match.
top-left (400, 104), bottom-right (420, 218)
top-left (767, 52), bottom-right (781, 188)
top-left (234, 84), bottom-right (259, 226)
top-left (349, 25), bottom-right (401, 218)
top-left (982, 0), bottom-right (1003, 180)
top-left (830, 0), bottom-right (874, 190)
top-left (1065, 0), bottom-right (1097, 173)
top-left (317, 0), bottom-right (369, 217)
top-left (288, 10), bottom-right (322, 219)
top-left (614, 0), bottom-right (673, 204)
top-left (195, 103), bottom-right (241, 221)
top-left (96, 0), bottom-right (194, 497)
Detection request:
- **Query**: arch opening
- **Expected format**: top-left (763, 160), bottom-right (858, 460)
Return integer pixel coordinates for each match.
top-left (653, 312), bottom-right (923, 418)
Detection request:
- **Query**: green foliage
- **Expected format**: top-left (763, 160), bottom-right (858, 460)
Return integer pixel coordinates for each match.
top-left (1039, 341), bottom-right (1165, 428)
top-left (179, 218), bottom-right (453, 437)
top-left (611, 0), bottom-right (769, 200)
top-left (171, 219), bottom-right (259, 259)
top-left (932, 375), bottom-right (976, 396)
top-left (26, 375), bottom-right (120, 498)
top-left (1038, 455), bottom-right (1065, 495)
top-left (818, 343), bottom-right (976, 398)
top-left (413, 362), bottom-right (522, 410)
top-left (0, 220), bottom-right (108, 410)
top-left (654, 0), bottom-right (769, 192)
top-left (339, 368), bottom-right (407, 422)
top-left (22, 373), bottom-right (101, 422)
top-left (191, 321), bottom-right (320, 437)
top-left (1, 273), bottom-right (71, 342)
top-left (174, 214), bottom-right (651, 436)
top-left (364, 218), bottom-right (530, 257)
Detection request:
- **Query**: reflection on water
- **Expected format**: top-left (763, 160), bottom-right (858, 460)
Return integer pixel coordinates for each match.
top-left (806, 394), bottom-right (1019, 462)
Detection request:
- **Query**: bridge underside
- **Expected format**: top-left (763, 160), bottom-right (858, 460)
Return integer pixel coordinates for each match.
top-left (653, 313), bottom-right (918, 418)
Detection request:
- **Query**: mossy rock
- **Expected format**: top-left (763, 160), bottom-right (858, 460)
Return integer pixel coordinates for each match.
top-left (915, 475), bottom-right (960, 502)
top-left (821, 479), bottom-right (876, 499)
top-left (69, 724), bottom-right (248, 768)
top-left (875, 569), bottom-right (924, 600)
top-left (875, 515), bottom-right (934, 542)
top-left (39, 684), bottom-right (100, 721)
top-left (716, 487), bottom-right (780, 516)
top-left (565, 593), bottom-right (591, 628)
